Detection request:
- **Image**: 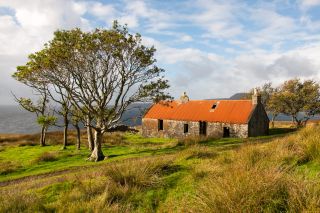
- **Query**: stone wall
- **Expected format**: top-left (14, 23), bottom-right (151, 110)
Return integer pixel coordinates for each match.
top-left (207, 122), bottom-right (248, 138)
top-left (248, 104), bottom-right (269, 137)
top-left (142, 118), bottom-right (248, 138)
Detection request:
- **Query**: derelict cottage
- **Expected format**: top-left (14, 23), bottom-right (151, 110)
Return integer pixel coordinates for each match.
top-left (142, 91), bottom-right (269, 138)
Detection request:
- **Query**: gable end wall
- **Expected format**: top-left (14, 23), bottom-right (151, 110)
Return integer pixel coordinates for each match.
top-left (248, 104), bottom-right (269, 137)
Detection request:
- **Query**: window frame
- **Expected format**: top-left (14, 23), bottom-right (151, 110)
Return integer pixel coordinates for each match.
top-left (158, 119), bottom-right (163, 131)
top-left (184, 123), bottom-right (189, 133)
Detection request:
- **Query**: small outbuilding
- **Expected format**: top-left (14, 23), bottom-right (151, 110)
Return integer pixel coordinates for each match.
top-left (142, 91), bottom-right (269, 138)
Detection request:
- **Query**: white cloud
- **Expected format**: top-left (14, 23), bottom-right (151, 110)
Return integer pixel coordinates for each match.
top-left (90, 2), bottom-right (115, 18)
top-left (189, 0), bottom-right (243, 38)
top-left (300, 0), bottom-right (320, 9)
top-left (122, 0), bottom-right (175, 32)
top-left (144, 35), bottom-right (320, 99)
top-left (0, 0), bottom-right (320, 104)
top-left (0, 0), bottom-right (93, 105)
top-left (181, 35), bottom-right (193, 42)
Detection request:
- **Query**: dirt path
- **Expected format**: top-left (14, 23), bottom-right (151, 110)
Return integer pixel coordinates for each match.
top-left (0, 165), bottom-right (97, 187)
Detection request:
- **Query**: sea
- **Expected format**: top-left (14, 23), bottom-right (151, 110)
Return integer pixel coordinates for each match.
top-left (0, 105), bottom-right (319, 134)
top-left (0, 104), bottom-right (150, 134)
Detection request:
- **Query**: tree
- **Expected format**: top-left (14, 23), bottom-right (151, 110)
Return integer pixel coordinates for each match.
top-left (47, 86), bottom-right (71, 149)
top-left (12, 59), bottom-right (56, 146)
top-left (268, 90), bottom-right (285, 128)
top-left (20, 21), bottom-right (171, 161)
top-left (70, 107), bottom-right (84, 150)
top-left (244, 82), bottom-right (275, 108)
top-left (274, 79), bottom-right (320, 127)
top-left (86, 115), bottom-right (95, 151)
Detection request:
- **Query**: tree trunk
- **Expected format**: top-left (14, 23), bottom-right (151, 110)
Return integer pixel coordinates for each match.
top-left (75, 124), bottom-right (81, 150)
top-left (88, 129), bottom-right (105, 162)
top-left (63, 117), bottom-right (69, 149)
top-left (291, 115), bottom-right (295, 127)
top-left (40, 125), bottom-right (46, 146)
top-left (271, 114), bottom-right (277, 128)
top-left (87, 117), bottom-right (94, 151)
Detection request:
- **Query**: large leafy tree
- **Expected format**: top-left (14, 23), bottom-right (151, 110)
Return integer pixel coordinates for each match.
top-left (17, 22), bottom-right (171, 161)
top-left (274, 79), bottom-right (320, 127)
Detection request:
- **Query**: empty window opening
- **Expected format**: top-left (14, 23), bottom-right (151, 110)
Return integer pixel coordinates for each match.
top-left (184, 124), bottom-right (189, 133)
top-left (199, 121), bottom-right (207, 136)
top-left (158, 119), bottom-right (163, 131)
top-left (211, 104), bottom-right (217, 109)
top-left (223, 127), bottom-right (230, 138)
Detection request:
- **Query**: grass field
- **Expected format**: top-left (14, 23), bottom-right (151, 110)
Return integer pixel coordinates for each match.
top-left (0, 123), bottom-right (319, 212)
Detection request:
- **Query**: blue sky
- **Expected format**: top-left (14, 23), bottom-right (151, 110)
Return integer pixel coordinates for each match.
top-left (0, 0), bottom-right (320, 104)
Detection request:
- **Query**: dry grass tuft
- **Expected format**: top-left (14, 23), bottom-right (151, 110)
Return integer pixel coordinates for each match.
top-left (34, 152), bottom-right (58, 163)
top-left (103, 132), bottom-right (128, 145)
top-left (185, 146), bottom-right (218, 160)
top-left (0, 161), bottom-right (21, 175)
top-left (176, 136), bottom-right (212, 147)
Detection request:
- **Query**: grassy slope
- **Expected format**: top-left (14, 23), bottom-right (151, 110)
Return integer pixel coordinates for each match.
top-left (0, 125), bottom-right (319, 212)
top-left (0, 133), bottom-right (176, 182)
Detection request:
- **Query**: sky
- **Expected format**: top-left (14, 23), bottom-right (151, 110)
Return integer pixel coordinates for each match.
top-left (0, 0), bottom-right (320, 105)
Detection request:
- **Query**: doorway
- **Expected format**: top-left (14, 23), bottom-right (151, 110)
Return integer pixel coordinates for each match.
top-left (199, 121), bottom-right (207, 136)
top-left (223, 127), bottom-right (230, 138)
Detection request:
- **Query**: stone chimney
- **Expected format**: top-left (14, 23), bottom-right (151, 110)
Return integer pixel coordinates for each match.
top-left (180, 92), bottom-right (189, 103)
top-left (252, 88), bottom-right (261, 105)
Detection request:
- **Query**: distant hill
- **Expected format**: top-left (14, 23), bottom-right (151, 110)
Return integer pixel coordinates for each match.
top-left (229, 93), bottom-right (248, 100)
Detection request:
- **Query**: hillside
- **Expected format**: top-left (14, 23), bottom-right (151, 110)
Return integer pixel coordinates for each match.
top-left (0, 124), bottom-right (320, 212)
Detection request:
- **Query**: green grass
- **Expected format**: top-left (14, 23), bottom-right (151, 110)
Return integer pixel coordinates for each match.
top-left (0, 133), bottom-right (179, 182)
top-left (0, 131), bottom-right (271, 182)
top-left (1, 126), bottom-right (320, 212)
top-left (0, 129), bottom-right (297, 182)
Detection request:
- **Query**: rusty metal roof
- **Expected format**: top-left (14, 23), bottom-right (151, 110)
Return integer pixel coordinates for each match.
top-left (143, 100), bottom-right (254, 124)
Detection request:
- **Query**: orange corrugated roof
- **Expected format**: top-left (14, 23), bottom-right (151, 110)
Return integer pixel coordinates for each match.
top-left (143, 100), bottom-right (254, 124)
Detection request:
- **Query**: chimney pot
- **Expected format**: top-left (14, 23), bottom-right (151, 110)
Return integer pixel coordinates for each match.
top-left (180, 92), bottom-right (189, 103)
top-left (252, 88), bottom-right (261, 105)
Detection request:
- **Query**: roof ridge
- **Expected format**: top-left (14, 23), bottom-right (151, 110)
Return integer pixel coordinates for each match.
top-left (172, 99), bottom-right (251, 102)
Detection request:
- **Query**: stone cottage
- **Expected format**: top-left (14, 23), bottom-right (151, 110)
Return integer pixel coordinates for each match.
top-left (142, 91), bottom-right (269, 138)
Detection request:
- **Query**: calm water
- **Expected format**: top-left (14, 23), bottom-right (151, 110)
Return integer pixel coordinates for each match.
top-left (0, 105), bottom-right (319, 134)
top-left (0, 105), bottom-right (149, 134)
top-left (0, 105), bottom-right (55, 134)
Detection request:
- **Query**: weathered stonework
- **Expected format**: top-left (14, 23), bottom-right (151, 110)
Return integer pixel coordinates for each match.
top-left (142, 118), bottom-right (249, 138)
